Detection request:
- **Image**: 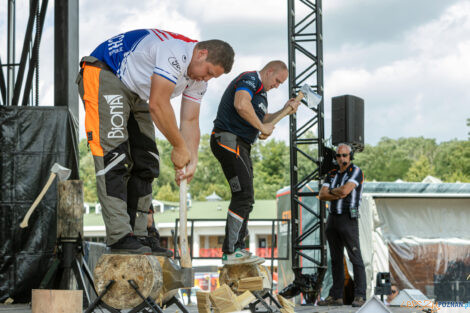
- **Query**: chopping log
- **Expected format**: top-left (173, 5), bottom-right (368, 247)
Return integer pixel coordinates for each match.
top-left (57, 180), bottom-right (83, 239)
top-left (219, 263), bottom-right (271, 295)
top-left (93, 254), bottom-right (163, 309)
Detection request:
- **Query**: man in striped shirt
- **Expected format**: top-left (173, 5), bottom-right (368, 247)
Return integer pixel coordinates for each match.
top-left (318, 143), bottom-right (366, 307)
top-left (77, 29), bottom-right (234, 254)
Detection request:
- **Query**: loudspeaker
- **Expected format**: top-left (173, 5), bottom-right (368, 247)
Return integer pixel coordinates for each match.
top-left (332, 95), bottom-right (364, 151)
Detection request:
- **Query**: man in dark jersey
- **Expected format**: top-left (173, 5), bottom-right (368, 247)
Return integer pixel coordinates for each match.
top-left (211, 61), bottom-right (300, 265)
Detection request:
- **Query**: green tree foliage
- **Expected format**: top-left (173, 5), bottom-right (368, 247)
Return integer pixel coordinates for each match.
top-left (190, 134), bottom-right (230, 200)
top-left (252, 139), bottom-right (290, 199)
top-left (78, 135), bottom-right (470, 203)
top-left (155, 183), bottom-right (179, 202)
top-left (78, 139), bottom-right (97, 203)
top-left (433, 140), bottom-right (470, 182)
top-left (404, 155), bottom-right (435, 182)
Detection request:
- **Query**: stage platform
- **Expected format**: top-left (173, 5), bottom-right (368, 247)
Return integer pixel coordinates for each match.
top-left (0, 302), bottom-right (422, 313)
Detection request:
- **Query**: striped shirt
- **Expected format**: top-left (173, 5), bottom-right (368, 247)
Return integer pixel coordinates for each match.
top-left (322, 164), bottom-right (364, 214)
top-left (90, 29), bottom-right (207, 103)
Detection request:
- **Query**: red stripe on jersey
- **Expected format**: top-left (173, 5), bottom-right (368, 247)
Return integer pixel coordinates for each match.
top-left (151, 29), bottom-right (163, 41)
top-left (156, 29), bottom-right (169, 39)
top-left (164, 30), bottom-right (197, 42)
top-left (255, 84), bottom-right (264, 94)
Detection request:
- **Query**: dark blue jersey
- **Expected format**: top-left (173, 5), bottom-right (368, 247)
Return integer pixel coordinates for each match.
top-left (213, 71), bottom-right (267, 144)
top-left (322, 164), bottom-right (364, 214)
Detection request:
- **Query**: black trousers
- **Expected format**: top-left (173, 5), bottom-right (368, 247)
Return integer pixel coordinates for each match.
top-left (210, 131), bottom-right (254, 254)
top-left (326, 213), bottom-right (366, 299)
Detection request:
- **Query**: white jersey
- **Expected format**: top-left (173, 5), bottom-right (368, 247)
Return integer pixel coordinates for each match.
top-left (91, 29), bottom-right (207, 103)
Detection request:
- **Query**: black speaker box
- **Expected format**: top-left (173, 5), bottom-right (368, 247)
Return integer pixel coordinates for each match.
top-left (331, 95), bottom-right (364, 150)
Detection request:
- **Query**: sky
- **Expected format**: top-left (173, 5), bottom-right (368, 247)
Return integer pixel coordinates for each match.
top-left (2, 0), bottom-right (470, 145)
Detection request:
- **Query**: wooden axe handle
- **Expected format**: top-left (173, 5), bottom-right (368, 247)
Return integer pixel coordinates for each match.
top-left (268, 91), bottom-right (305, 126)
top-left (179, 168), bottom-right (192, 268)
top-left (20, 172), bottom-right (57, 228)
top-left (259, 91), bottom-right (305, 139)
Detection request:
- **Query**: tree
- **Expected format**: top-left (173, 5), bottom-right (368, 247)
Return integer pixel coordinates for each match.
top-left (433, 140), bottom-right (470, 182)
top-left (253, 139), bottom-right (290, 199)
top-left (467, 118), bottom-right (470, 140)
top-left (155, 183), bottom-right (179, 202)
top-left (354, 138), bottom-right (411, 181)
top-left (404, 155), bottom-right (435, 182)
top-left (189, 134), bottom-right (231, 200)
top-left (78, 139), bottom-right (98, 203)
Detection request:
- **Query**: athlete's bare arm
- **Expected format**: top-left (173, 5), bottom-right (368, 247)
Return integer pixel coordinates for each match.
top-left (234, 90), bottom-right (274, 137)
top-left (148, 74), bottom-right (190, 169)
top-left (177, 97), bottom-right (201, 184)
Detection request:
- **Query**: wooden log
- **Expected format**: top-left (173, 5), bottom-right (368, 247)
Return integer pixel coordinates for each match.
top-left (93, 254), bottom-right (163, 309)
top-left (237, 277), bottom-right (263, 292)
top-left (219, 264), bottom-right (271, 295)
top-left (196, 291), bottom-right (211, 313)
top-left (209, 284), bottom-right (241, 313)
top-left (258, 265), bottom-right (272, 290)
top-left (219, 263), bottom-right (261, 294)
top-left (236, 291), bottom-right (256, 308)
top-left (57, 180), bottom-right (83, 239)
top-left (277, 294), bottom-right (295, 313)
top-left (32, 289), bottom-right (82, 313)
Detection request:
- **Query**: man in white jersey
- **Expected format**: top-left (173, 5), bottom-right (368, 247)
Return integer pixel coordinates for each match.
top-left (77, 29), bottom-right (234, 254)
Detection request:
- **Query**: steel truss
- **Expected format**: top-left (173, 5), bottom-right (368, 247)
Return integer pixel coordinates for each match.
top-left (285, 0), bottom-right (327, 303)
top-left (1, 0), bottom-right (48, 107)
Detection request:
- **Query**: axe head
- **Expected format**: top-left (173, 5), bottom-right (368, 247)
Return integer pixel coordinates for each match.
top-left (300, 84), bottom-right (322, 108)
top-left (50, 163), bottom-right (71, 181)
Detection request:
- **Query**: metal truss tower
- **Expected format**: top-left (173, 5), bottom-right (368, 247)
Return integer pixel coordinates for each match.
top-left (1, 0), bottom-right (78, 120)
top-left (285, 0), bottom-right (327, 303)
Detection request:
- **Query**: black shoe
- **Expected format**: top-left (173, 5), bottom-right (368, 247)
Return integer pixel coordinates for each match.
top-left (317, 295), bottom-right (343, 306)
top-left (138, 236), bottom-right (173, 257)
top-left (108, 234), bottom-right (152, 254)
top-left (351, 296), bottom-right (365, 307)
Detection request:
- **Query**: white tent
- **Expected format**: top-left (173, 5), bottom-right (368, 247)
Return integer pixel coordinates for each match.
top-left (205, 192), bottom-right (222, 201)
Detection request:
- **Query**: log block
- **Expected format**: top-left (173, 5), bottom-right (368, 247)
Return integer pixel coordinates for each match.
top-left (220, 264), bottom-right (271, 294)
top-left (237, 277), bottom-right (263, 292)
top-left (236, 291), bottom-right (256, 308)
top-left (210, 284), bottom-right (241, 313)
top-left (32, 289), bottom-right (82, 313)
top-left (93, 254), bottom-right (163, 309)
top-left (196, 291), bottom-right (211, 313)
top-left (277, 294), bottom-right (295, 313)
top-left (57, 180), bottom-right (84, 239)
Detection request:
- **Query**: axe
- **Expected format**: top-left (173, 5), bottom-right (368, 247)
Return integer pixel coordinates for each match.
top-left (259, 84), bottom-right (322, 139)
top-left (178, 167), bottom-right (192, 269)
top-left (20, 163), bottom-right (71, 228)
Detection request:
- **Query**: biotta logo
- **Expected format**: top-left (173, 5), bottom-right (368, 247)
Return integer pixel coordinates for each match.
top-left (168, 57), bottom-right (181, 71)
top-left (104, 95), bottom-right (124, 138)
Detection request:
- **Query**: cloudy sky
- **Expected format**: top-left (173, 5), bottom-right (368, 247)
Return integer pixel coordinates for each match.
top-left (2, 0), bottom-right (470, 145)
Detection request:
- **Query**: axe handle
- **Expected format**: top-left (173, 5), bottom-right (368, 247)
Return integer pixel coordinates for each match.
top-left (259, 91), bottom-right (305, 139)
top-left (178, 168), bottom-right (192, 268)
top-left (20, 172), bottom-right (57, 228)
top-left (267, 91), bottom-right (305, 126)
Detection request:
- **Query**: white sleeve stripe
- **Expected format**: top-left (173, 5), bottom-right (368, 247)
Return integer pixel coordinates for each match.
top-left (322, 183), bottom-right (330, 187)
top-left (351, 167), bottom-right (361, 182)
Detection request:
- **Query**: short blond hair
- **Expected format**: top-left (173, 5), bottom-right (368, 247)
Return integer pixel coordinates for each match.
top-left (261, 60), bottom-right (287, 72)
